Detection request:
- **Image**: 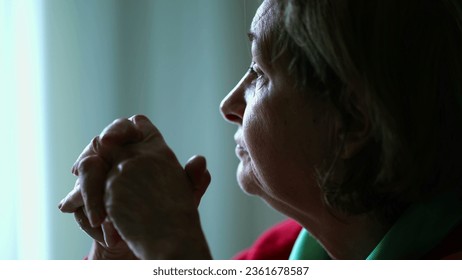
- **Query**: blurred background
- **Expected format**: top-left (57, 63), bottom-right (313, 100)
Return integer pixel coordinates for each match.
top-left (0, 0), bottom-right (285, 259)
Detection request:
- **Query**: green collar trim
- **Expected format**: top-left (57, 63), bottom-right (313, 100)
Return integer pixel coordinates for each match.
top-left (289, 191), bottom-right (462, 260)
top-left (289, 229), bottom-right (330, 260)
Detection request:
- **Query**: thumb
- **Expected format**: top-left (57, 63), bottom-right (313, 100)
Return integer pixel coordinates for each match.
top-left (99, 118), bottom-right (143, 146)
top-left (184, 155), bottom-right (211, 207)
top-left (129, 115), bottom-right (163, 139)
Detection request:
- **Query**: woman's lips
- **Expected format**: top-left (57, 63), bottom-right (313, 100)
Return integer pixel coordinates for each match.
top-left (235, 144), bottom-right (248, 158)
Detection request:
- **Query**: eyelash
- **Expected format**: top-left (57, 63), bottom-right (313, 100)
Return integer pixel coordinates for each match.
top-left (248, 62), bottom-right (264, 80)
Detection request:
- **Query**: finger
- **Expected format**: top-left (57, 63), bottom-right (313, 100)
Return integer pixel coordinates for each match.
top-left (78, 155), bottom-right (110, 227)
top-left (72, 140), bottom-right (96, 176)
top-left (74, 207), bottom-right (105, 246)
top-left (72, 118), bottom-right (144, 176)
top-left (129, 115), bottom-right (162, 138)
top-left (100, 118), bottom-right (143, 146)
top-left (102, 220), bottom-right (123, 248)
top-left (59, 178), bottom-right (84, 213)
top-left (72, 136), bottom-right (109, 176)
top-left (194, 169), bottom-right (211, 206)
top-left (185, 155), bottom-right (211, 207)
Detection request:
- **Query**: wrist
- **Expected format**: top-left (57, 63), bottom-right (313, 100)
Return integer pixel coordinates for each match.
top-left (138, 216), bottom-right (212, 260)
top-left (136, 227), bottom-right (212, 260)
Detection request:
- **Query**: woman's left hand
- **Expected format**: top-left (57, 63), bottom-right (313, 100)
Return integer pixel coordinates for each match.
top-left (59, 115), bottom-right (212, 259)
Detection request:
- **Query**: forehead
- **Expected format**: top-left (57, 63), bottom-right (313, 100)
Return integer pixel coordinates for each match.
top-left (249, 0), bottom-right (281, 66)
top-left (250, 0), bottom-right (277, 46)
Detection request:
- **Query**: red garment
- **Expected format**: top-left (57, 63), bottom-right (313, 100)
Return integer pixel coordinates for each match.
top-left (233, 219), bottom-right (462, 260)
top-left (233, 219), bottom-right (302, 260)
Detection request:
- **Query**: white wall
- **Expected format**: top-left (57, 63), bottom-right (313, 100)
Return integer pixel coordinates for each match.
top-left (41, 0), bottom-right (284, 260)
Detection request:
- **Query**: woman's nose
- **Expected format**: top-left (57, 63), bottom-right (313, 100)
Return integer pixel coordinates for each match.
top-left (219, 73), bottom-right (248, 125)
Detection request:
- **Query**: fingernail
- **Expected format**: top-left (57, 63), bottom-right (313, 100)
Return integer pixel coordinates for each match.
top-left (102, 222), bottom-right (117, 248)
top-left (133, 114), bottom-right (148, 121)
top-left (103, 232), bottom-right (113, 248)
top-left (58, 198), bottom-right (66, 211)
top-left (103, 232), bottom-right (110, 248)
top-left (71, 165), bottom-right (78, 176)
top-left (59, 196), bottom-right (75, 213)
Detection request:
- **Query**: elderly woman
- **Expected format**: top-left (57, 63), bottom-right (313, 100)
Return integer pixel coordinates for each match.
top-left (59, 0), bottom-right (462, 259)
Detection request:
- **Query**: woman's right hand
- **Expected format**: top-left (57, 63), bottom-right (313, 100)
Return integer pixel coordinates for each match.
top-left (74, 207), bottom-right (138, 259)
top-left (59, 115), bottom-right (211, 259)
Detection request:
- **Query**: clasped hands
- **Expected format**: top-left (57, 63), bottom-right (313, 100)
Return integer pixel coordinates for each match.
top-left (58, 115), bottom-right (212, 259)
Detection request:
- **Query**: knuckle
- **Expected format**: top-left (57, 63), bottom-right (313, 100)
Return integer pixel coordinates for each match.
top-left (115, 158), bottom-right (144, 174)
top-left (129, 114), bottom-right (144, 121)
top-left (113, 117), bottom-right (130, 124)
top-left (108, 118), bottom-right (131, 131)
top-left (78, 155), bottom-right (102, 174)
top-left (114, 160), bottom-right (130, 175)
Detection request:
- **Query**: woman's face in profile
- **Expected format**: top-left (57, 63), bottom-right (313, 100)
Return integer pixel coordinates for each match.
top-left (220, 0), bottom-right (335, 216)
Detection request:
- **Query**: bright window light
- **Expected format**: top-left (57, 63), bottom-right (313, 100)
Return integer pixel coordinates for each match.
top-left (0, 0), bottom-right (48, 259)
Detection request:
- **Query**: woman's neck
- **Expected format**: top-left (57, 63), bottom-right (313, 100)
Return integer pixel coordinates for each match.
top-left (299, 210), bottom-right (391, 259)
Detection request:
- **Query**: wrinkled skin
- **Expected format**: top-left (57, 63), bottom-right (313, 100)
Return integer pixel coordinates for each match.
top-left (59, 115), bottom-right (211, 259)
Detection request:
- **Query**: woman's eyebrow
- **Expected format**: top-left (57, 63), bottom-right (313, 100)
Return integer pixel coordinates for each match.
top-left (247, 31), bottom-right (256, 42)
top-left (247, 30), bottom-right (270, 70)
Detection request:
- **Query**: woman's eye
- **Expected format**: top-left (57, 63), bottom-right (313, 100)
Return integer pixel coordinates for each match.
top-left (248, 63), bottom-right (260, 76)
top-left (247, 62), bottom-right (268, 92)
top-left (248, 63), bottom-right (265, 81)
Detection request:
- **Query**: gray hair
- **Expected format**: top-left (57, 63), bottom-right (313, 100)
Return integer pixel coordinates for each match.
top-left (270, 0), bottom-right (462, 223)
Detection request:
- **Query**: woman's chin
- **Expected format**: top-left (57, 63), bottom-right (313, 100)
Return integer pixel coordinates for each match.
top-left (236, 161), bottom-right (261, 196)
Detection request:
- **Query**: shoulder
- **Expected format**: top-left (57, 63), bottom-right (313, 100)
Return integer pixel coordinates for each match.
top-left (233, 219), bottom-right (302, 260)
